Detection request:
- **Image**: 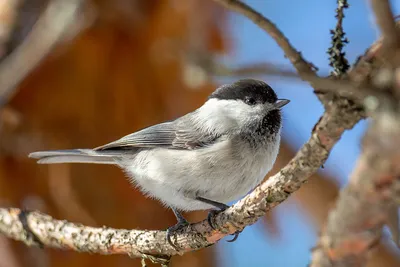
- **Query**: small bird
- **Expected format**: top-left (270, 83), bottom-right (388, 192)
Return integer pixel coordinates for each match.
top-left (29, 79), bottom-right (289, 248)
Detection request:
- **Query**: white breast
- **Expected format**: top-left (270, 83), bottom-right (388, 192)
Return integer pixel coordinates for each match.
top-left (124, 133), bottom-right (280, 211)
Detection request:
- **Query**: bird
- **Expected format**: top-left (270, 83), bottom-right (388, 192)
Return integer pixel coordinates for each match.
top-left (29, 79), bottom-right (289, 248)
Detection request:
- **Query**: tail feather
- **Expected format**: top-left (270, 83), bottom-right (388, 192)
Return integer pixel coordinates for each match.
top-left (29, 149), bottom-right (117, 165)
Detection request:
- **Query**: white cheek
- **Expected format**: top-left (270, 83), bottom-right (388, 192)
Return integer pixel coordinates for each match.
top-left (195, 99), bottom-right (262, 133)
top-left (194, 99), bottom-right (237, 133)
top-left (221, 101), bottom-right (264, 129)
top-left (230, 103), bottom-right (263, 126)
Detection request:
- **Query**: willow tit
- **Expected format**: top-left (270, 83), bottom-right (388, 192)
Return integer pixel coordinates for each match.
top-left (29, 79), bottom-right (289, 248)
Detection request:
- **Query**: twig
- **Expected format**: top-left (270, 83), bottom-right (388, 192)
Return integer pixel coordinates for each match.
top-left (212, 0), bottom-right (318, 80)
top-left (370, 0), bottom-right (400, 61)
top-left (0, 0), bottom-right (83, 108)
top-left (211, 0), bottom-right (374, 109)
top-left (0, 98), bottom-right (362, 257)
top-left (310, 110), bottom-right (400, 267)
top-left (213, 62), bottom-right (383, 102)
top-left (328, 0), bottom-right (350, 76)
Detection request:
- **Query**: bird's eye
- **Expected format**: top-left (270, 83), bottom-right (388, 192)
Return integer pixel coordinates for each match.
top-left (244, 97), bottom-right (256, 105)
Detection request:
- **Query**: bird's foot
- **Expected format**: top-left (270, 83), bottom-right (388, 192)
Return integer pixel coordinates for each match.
top-left (196, 197), bottom-right (242, 242)
top-left (206, 208), bottom-right (242, 243)
top-left (166, 215), bottom-right (189, 250)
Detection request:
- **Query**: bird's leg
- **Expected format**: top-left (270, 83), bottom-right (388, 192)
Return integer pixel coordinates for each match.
top-left (196, 196), bottom-right (229, 210)
top-left (195, 197), bottom-right (229, 230)
top-left (196, 196), bottom-right (241, 242)
top-left (166, 208), bottom-right (189, 250)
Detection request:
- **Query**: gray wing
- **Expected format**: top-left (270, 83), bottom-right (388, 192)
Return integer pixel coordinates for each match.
top-left (95, 119), bottom-right (220, 151)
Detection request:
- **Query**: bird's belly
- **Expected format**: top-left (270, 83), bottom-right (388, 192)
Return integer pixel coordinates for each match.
top-left (125, 139), bottom-right (279, 211)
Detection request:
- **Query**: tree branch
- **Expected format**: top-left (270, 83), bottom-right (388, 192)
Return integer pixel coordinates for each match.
top-left (310, 109), bottom-right (400, 267)
top-left (309, 4), bottom-right (400, 265)
top-left (211, 0), bottom-right (378, 106)
top-left (0, 99), bottom-right (362, 257)
top-left (213, 62), bottom-right (385, 102)
top-left (370, 0), bottom-right (400, 61)
top-left (212, 0), bottom-right (318, 80)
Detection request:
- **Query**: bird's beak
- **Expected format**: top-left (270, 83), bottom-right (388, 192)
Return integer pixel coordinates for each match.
top-left (273, 99), bottom-right (290, 109)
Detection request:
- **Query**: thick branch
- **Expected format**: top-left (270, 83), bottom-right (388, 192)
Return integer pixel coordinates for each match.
top-left (311, 110), bottom-right (400, 266)
top-left (212, 0), bottom-right (317, 80)
top-left (0, 0), bottom-right (83, 108)
top-left (0, 99), bottom-right (362, 257)
top-left (309, 7), bottom-right (400, 264)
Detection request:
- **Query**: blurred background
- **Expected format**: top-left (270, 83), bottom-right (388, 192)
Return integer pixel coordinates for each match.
top-left (0, 0), bottom-right (400, 266)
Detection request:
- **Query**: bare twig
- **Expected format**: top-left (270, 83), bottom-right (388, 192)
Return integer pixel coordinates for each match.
top-left (370, 0), bottom-right (400, 60)
top-left (211, 0), bottom-right (375, 107)
top-left (212, 0), bottom-right (318, 80)
top-left (0, 0), bottom-right (83, 108)
top-left (0, 100), bottom-right (362, 257)
top-left (213, 62), bottom-right (382, 102)
top-left (328, 0), bottom-right (350, 76)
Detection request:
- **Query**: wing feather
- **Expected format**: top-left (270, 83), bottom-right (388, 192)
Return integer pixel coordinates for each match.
top-left (95, 120), bottom-right (219, 151)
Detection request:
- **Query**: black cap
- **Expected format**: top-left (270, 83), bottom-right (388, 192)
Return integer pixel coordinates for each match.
top-left (209, 79), bottom-right (277, 105)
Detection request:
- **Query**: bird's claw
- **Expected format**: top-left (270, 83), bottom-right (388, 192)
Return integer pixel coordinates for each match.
top-left (226, 230), bottom-right (241, 242)
top-left (166, 219), bottom-right (189, 250)
top-left (206, 209), bottom-right (242, 243)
